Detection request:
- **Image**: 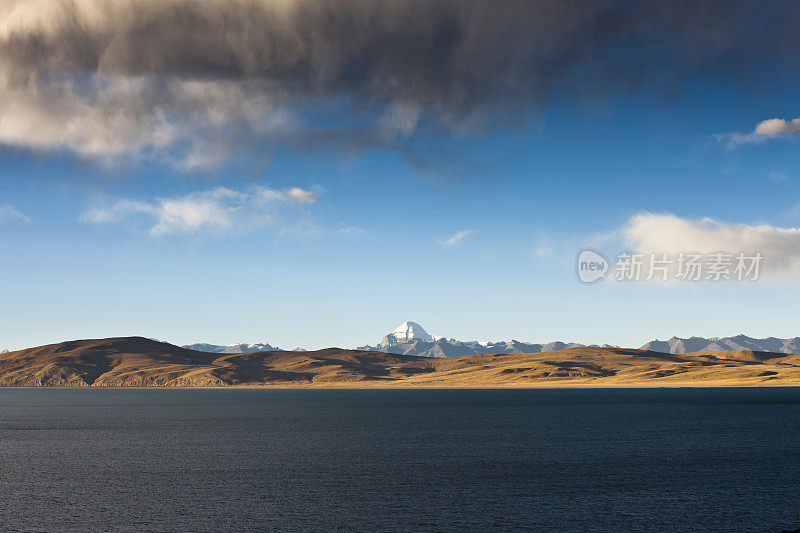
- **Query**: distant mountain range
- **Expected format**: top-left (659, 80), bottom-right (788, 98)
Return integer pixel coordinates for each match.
top-left (180, 322), bottom-right (598, 359)
top-left (162, 325), bottom-right (800, 359)
top-left (356, 321), bottom-right (612, 358)
top-left (639, 335), bottom-right (800, 354)
top-left (182, 342), bottom-right (277, 354)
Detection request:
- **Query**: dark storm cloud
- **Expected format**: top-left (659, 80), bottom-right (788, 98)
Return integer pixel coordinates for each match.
top-left (0, 0), bottom-right (797, 167)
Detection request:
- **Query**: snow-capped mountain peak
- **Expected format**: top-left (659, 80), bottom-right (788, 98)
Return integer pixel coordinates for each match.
top-left (357, 321), bottom-right (587, 358)
top-left (388, 321), bottom-right (433, 343)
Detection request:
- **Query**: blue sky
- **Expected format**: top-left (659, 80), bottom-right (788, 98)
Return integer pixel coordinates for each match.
top-left (2, 89), bottom-right (799, 351)
top-left (1, 1), bottom-right (800, 350)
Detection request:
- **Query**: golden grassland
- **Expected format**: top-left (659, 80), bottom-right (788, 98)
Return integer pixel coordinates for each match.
top-left (2, 336), bottom-right (800, 388)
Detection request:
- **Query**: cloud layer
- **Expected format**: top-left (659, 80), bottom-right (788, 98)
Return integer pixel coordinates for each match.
top-left (621, 213), bottom-right (800, 277)
top-left (2, 0), bottom-right (799, 167)
top-left (80, 185), bottom-right (318, 236)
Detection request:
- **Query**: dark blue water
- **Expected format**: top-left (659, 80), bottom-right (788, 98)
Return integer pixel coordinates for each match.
top-left (1, 388), bottom-right (799, 532)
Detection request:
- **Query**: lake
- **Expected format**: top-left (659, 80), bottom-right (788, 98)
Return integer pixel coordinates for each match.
top-left (1, 388), bottom-right (799, 532)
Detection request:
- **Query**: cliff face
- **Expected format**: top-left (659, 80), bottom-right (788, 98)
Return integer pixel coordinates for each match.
top-left (2, 336), bottom-right (800, 387)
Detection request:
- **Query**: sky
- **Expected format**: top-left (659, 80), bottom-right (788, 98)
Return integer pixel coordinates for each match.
top-left (2, 0), bottom-right (800, 351)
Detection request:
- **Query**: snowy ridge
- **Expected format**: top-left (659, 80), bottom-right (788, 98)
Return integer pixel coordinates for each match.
top-left (178, 328), bottom-right (800, 359)
top-left (357, 321), bottom-right (603, 359)
top-left (182, 342), bottom-right (278, 354)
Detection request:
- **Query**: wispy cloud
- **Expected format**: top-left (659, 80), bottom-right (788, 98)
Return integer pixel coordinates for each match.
top-left (769, 172), bottom-right (790, 184)
top-left (0, 204), bottom-right (29, 224)
top-left (439, 230), bottom-right (474, 247)
top-left (337, 224), bottom-right (366, 237)
top-left (534, 242), bottom-right (554, 258)
top-left (80, 185), bottom-right (318, 237)
top-left (718, 117), bottom-right (800, 148)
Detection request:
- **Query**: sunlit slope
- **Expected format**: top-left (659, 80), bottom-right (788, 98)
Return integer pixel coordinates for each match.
top-left (1, 337), bottom-right (799, 387)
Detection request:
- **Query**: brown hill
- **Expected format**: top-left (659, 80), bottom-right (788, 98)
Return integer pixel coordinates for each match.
top-left (1, 337), bottom-right (800, 387)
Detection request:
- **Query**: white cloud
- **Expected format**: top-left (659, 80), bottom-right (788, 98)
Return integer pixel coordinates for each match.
top-left (755, 117), bottom-right (800, 136)
top-left (0, 204), bottom-right (29, 223)
top-left (438, 229), bottom-right (474, 247)
top-left (286, 187), bottom-right (319, 204)
top-left (720, 116), bottom-right (800, 147)
top-left (621, 212), bottom-right (800, 277)
top-left (149, 188), bottom-right (245, 236)
top-left (80, 185), bottom-right (318, 237)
